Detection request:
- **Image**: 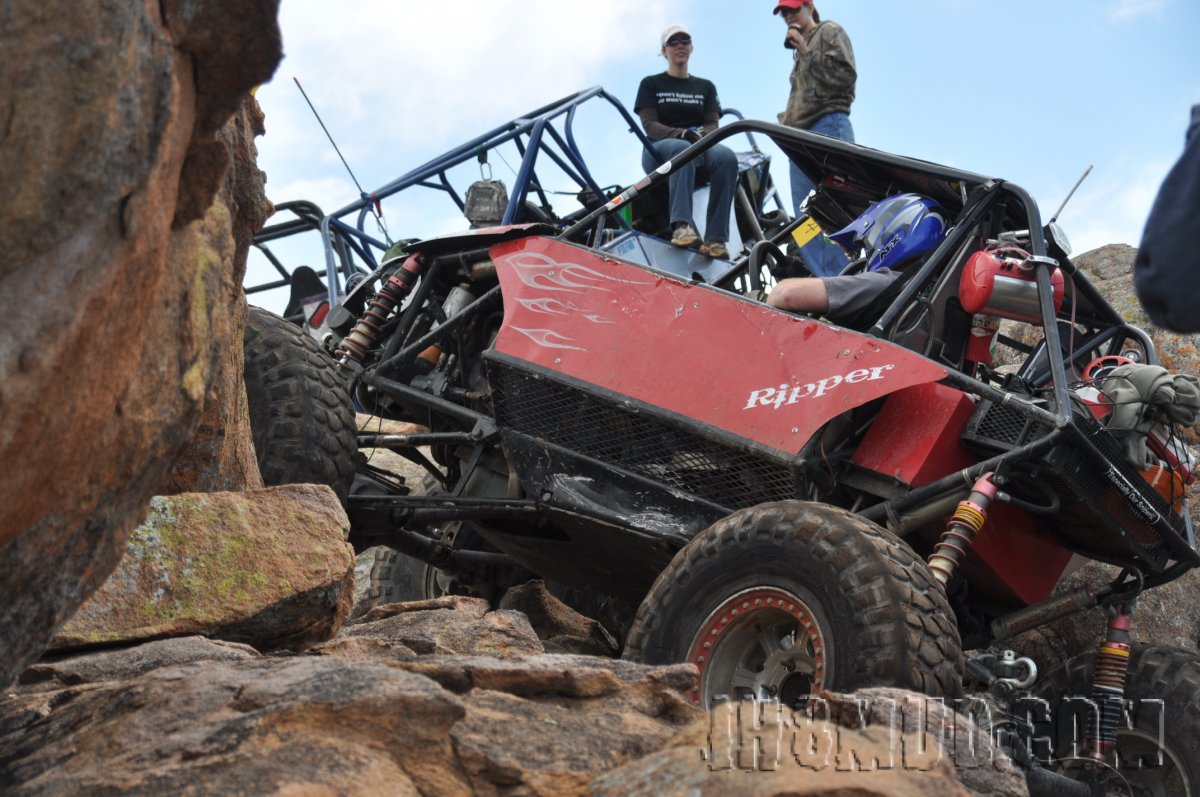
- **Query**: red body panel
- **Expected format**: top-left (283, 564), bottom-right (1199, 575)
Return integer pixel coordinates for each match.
top-left (966, 504), bottom-right (1073, 605)
top-left (851, 382), bottom-right (978, 485)
top-left (852, 383), bottom-right (1072, 605)
top-left (488, 237), bottom-right (950, 454)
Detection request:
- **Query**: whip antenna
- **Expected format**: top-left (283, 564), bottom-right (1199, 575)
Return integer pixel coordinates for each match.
top-left (1050, 164), bottom-right (1093, 224)
top-left (293, 77), bottom-right (391, 244)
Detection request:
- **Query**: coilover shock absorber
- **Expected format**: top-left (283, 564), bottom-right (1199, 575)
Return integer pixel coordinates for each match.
top-left (928, 472), bottom-right (998, 586)
top-left (335, 254), bottom-right (425, 371)
top-left (1087, 605), bottom-right (1132, 761)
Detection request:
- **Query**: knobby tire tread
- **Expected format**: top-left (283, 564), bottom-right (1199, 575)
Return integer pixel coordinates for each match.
top-left (243, 306), bottom-right (356, 503)
top-left (624, 500), bottom-right (963, 698)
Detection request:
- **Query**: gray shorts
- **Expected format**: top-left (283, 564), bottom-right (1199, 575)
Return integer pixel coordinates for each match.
top-left (822, 269), bottom-right (902, 317)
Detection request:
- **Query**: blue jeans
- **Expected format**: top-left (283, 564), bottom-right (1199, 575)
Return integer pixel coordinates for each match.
top-left (642, 138), bottom-right (738, 242)
top-left (789, 113), bottom-right (855, 276)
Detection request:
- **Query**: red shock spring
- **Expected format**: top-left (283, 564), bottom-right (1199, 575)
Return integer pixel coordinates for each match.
top-left (929, 473), bottom-right (997, 586)
top-left (335, 255), bottom-right (424, 370)
top-left (1087, 606), bottom-right (1132, 761)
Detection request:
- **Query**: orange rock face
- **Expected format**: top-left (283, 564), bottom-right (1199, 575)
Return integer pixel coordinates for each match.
top-left (0, 0), bottom-right (282, 688)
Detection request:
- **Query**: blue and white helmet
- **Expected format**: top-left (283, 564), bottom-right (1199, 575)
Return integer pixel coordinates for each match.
top-left (829, 193), bottom-right (946, 272)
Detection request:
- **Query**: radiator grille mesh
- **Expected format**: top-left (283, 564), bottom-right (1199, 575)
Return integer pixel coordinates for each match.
top-left (489, 363), bottom-right (799, 510)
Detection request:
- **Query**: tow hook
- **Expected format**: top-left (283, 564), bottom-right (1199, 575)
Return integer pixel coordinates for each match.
top-left (995, 650), bottom-right (1038, 690)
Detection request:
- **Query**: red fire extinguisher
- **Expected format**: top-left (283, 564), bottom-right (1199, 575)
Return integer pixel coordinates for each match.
top-left (959, 250), bottom-right (1064, 325)
top-left (965, 313), bottom-right (1000, 365)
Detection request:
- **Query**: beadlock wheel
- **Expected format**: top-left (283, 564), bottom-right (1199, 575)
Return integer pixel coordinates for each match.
top-left (623, 500), bottom-right (963, 708)
top-left (687, 586), bottom-right (831, 707)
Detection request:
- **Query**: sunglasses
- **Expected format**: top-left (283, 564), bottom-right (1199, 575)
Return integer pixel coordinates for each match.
top-left (665, 37), bottom-right (692, 47)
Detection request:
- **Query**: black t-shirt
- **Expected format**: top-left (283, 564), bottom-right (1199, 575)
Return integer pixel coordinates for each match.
top-left (634, 73), bottom-right (721, 129)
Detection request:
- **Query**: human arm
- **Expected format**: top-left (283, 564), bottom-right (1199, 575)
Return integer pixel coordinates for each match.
top-left (766, 277), bottom-right (830, 314)
top-left (767, 271), bottom-right (902, 319)
top-left (808, 23), bottom-right (856, 94)
top-left (638, 107), bottom-right (695, 141)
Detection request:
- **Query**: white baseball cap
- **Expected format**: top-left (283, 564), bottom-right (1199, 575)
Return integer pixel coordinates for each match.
top-left (660, 25), bottom-right (692, 49)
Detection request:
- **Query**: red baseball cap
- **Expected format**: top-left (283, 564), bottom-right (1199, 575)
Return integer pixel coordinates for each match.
top-left (774, 0), bottom-right (812, 13)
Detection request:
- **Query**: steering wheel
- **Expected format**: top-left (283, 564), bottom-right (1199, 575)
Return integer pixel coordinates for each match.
top-left (747, 240), bottom-right (791, 296)
top-left (837, 256), bottom-right (870, 276)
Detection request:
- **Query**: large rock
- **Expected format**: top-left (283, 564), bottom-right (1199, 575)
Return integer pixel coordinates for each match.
top-left (498, 579), bottom-right (620, 656)
top-left (0, 652), bottom-right (701, 795)
top-left (50, 485), bottom-right (352, 653)
top-left (332, 595), bottom-right (546, 658)
top-left (0, 0), bottom-right (282, 688)
top-left (15, 636), bottom-right (259, 694)
top-left (162, 99), bottom-right (273, 496)
top-left (592, 687), bottom-right (1025, 797)
top-left (0, 658), bottom-right (471, 796)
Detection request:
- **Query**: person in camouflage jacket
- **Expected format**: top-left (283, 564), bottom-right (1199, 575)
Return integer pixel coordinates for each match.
top-left (774, 0), bottom-right (857, 276)
top-left (777, 0), bottom-right (856, 131)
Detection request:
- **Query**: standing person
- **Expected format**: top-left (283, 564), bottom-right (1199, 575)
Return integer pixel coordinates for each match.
top-left (1134, 104), bottom-right (1200, 333)
top-left (775, 0), bottom-right (857, 276)
top-left (635, 24), bottom-right (738, 260)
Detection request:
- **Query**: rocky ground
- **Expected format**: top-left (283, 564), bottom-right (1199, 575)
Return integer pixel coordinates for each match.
top-left (0, 409), bottom-right (1026, 795)
top-left (2, 585), bottom-right (1024, 797)
top-left (3, 2), bottom-right (1199, 795)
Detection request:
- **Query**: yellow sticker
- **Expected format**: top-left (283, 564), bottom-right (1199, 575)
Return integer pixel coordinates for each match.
top-left (791, 217), bottom-right (822, 247)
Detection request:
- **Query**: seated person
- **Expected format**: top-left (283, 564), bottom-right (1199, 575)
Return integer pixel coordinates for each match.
top-left (767, 193), bottom-right (946, 324)
top-left (635, 24), bottom-right (738, 260)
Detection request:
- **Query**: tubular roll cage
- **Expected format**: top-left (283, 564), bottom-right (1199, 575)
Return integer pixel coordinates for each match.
top-left (247, 86), bottom-right (774, 311)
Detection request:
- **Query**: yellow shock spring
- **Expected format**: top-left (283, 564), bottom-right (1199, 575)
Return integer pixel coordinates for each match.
top-left (929, 501), bottom-right (989, 586)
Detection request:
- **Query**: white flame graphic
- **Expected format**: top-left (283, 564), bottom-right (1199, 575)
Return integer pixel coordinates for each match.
top-left (502, 252), bottom-right (652, 294)
top-left (511, 327), bottom-right (588, 352)
top-left (515, 297), bottom-right (615, 325)
top-left (516, 297), bottom-right (580, 316)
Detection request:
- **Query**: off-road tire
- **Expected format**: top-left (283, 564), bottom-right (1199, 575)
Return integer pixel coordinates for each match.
top-left (243, 305), bottom-right (356, 503)
top-left (362, 474), bottom-right (451, 609)
top-left (1034, 644), bottom-right (1200, 794)
top-left (364, 546), bottom-right (439, 606)
top-left (623, 500), bottom-right (963, 705)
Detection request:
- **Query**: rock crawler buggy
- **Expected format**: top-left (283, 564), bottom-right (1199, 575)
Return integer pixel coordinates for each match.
top-left (247, 90), bottom-right (1200, 795)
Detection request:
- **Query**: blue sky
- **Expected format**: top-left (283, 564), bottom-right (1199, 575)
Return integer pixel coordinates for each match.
top-left (247, 0), bottom-right (1199, 311)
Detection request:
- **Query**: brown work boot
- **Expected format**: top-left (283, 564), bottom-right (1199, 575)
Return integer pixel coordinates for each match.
top-left (670, 223), bottom-right (701, 248)
top-left (699, 240), bottom-right (729, 259)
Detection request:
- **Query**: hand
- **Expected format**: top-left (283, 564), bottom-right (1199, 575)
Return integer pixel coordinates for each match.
top-left (682, 127), bottom-right (702, 144)
top-left (785, 25), bottom-right (807, 53)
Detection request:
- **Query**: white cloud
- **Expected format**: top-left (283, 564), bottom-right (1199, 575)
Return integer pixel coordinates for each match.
top-left (259, 0), bottom-right (671, 156)
top-left (248, 0), bottom-right (681, 259)
top-left (1110, 0), bottom-right (1167, 20)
